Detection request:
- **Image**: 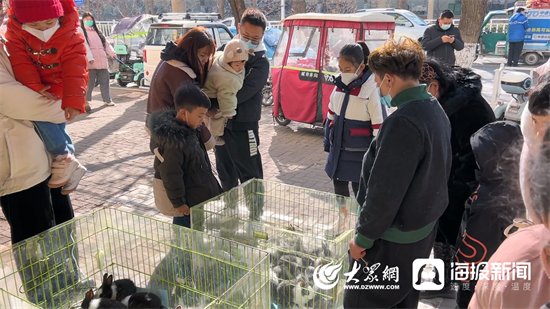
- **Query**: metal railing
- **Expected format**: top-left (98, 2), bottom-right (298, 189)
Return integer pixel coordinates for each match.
top-left (96, 20), bottom-right (117, 37)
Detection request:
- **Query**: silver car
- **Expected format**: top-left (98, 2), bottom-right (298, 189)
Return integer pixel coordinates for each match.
top-left (356, 8), bottom-right (428, 41)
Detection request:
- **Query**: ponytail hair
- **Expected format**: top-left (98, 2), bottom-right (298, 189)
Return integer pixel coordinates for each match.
top-left (338, 42), bottom-right (371, 73)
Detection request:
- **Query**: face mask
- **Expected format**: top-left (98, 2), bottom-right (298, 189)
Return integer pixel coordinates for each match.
top-left (22, 20), bottom-right (60, 43)
top-left (340, 65), bottom-right (361, 85)
top-left (440, 24), bottom-right (451, 31)
top-left (240, 37), bottom-right (259, 51)
top-left (84, 20), bottom-right (94, 27)
top-left (377, 76), bottom-right (393, 108)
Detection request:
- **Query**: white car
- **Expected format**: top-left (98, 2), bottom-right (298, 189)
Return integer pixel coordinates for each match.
top-left (356, 8), bottom-right (428, 41)
top-left (142, 13), bottom-right (234, 87)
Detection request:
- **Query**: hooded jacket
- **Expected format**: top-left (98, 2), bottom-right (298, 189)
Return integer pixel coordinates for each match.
top-left (5, 0), bottom-right (88, 113)
top-left (82, 25), bottom-right (116, 70)
top-left (422, 23), bottom-right (464, 66)
top-left (0, 37), bottom-right (66, 197)
top-left (219, 40), bottom-right (270, 130)
top-left (203, 51), bottom-right (245, 117)
top-left (455, 121), bottom-right (524, 278)
top-left (148, 110), bottom-right (222, 208)
top-left (324, 70), bottom-right (385, 183)
top-left (508, 12), bottom-right (530, 42)
top-left (440, 68), bottom-right (497, 201)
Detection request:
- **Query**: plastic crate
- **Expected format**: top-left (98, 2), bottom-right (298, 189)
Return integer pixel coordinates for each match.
top-left (0, 208), bottom-right (270, 309)
top-left (191, 180), bottom-right (360, 309)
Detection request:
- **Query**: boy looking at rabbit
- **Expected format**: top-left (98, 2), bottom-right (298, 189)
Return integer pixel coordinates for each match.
top-left (148, 85), bottom-right (222, 228)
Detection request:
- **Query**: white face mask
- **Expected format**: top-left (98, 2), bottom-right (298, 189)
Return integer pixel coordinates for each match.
top-left (340, 65), bottom-right (361, 85)
top-left (22, 20), bottom-right (60, 43)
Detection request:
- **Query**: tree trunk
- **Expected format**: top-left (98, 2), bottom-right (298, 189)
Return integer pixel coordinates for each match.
top-left (228, 0), bottom-right (246, 24)
top-left (144, 0), bottom-right (150, 14)
top-left (150, 0), bottom-right (155, 14)
top-left (455, 0), bottom-right (488, 68)
top-left (397, 0), bottom-right (407, 9)
top-left (252, 0), bottom-right (257, 8)
top-left (377, 0), bottom-right (388, 8)
top-left (218, 0), bottom-right (225, 18)
top-left (293, 0), bottom-right (307, 14)
top-left (171, 0), bottom-right (186, 12)
top-left (122, 0), bottom-right (127, 16)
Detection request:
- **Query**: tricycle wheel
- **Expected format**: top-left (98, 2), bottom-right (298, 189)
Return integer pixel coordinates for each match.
top-left (523, 53), bottom-right (540, 66)
top-left (117, 79), bottom-right (129, 87)
top-left (262, 86), bottom-right (273, 106)
top-left (275, 115), bottom-right (291, 126)
top-left (136, 75), bottom-right (144, 87)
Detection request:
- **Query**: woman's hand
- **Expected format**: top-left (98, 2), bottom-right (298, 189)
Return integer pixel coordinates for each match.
top-left (176, 205), bottom-right (190, 216)
top-left (89, 60), bottom-right (94, 65)
top-left (39, 86), bottom-right (60, 101)
top-left (64, 107), bottom-right (80, 121)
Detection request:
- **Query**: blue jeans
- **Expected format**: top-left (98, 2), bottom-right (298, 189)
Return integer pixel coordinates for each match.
top-left (34, 122), bottom-right (75, 157)
top-left (173, 215), bottom-right (191, 228)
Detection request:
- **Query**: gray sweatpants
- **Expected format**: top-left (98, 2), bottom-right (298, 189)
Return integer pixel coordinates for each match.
top-left (86, 69), bottom-right (112, 103)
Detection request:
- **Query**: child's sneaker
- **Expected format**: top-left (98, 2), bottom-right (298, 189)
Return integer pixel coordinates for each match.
top-left (214, 136), bottom-right (225, 146)
top-left (48, 154), bottom-right (79, 188)
top-left (61, 164), bottom-right (87, 195)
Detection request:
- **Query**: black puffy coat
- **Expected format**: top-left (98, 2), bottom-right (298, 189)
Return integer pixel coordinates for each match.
top-left (148, 110), bottom-right (222, 208)
top-left (435, 68), bottom-right (497, 245)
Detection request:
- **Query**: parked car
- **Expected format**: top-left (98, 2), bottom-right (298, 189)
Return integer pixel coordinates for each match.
top-left (142, 13), bottom-right (233, 87)
top-left (356, 8), bottom-right (428, 41)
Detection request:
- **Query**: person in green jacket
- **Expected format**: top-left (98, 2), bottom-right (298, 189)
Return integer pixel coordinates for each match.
top-left (345, 38), bottom-right (452, 308)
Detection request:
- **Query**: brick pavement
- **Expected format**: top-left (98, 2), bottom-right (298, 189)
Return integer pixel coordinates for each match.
top-left (0, 85), bottom-right (455, 308)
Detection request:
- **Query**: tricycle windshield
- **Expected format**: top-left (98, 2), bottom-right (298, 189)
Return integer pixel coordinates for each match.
top-left (273, 27), bottom-right (290, 67)
top-left (324, 28), bottom-right (360, 73)
top-left (364, 30), bottom-right (391, 51)
top-left (286, 26), bottom-right (321, 70)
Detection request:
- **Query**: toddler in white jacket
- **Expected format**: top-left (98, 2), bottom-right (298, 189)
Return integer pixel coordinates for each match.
top-left (203, 39), bottom-right (249, 145)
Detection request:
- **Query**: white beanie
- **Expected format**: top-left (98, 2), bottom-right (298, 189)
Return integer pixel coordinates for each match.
top-left (223, 39), bottom-right (249, 63)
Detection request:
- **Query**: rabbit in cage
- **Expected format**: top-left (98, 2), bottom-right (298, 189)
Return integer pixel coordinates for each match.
top-left (81, 289), bottom-right (128, 309)
top-left (125, 292), bottom-right (165, 308)
top-left (272, 275), bottom-right (315, 309)
top-left (97, 274), bottom-right (137, 302)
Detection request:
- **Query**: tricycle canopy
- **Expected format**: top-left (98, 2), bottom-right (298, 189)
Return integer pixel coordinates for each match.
top-left (272, 13), bottom-right (395, 126)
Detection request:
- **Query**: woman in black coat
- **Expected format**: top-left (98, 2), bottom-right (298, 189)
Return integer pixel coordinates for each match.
top-left (419, 59), bottom-right (496, 299)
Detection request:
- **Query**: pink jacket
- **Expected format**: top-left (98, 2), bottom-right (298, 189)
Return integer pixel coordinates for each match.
top-left (469, 224), bottom-right (550, 309)
top-left (83, 26), bottom-right (116, 70)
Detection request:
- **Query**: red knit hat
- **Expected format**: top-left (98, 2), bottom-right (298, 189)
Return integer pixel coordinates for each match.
top-left (11, 0), bottom-right (64, 23)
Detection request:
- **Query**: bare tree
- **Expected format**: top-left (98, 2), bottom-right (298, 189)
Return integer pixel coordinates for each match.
top-left (397, 0), bottom-right (407, 9)
top-left (218, 0), bottom-right (225, 18)
top-left (455, 0), bottom-right (488, 68)
top-left (294, 0), bottom-right (307, 13)
top-left (171, 0), bottom-right (186, 12)
top-left (144, 0), bottom-right (150, 14)
top-left (228, 0), bottom-right (246, 23)
top-left (150, 0), bottom-right (156, 14)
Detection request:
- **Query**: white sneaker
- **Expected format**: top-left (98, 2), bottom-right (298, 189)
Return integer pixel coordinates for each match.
top-left (104, 101), bottom-right (115, 106)
top-left (48, 155), bottom-right (79, 188)
top-left (61, 164), bottom-right (87, 195)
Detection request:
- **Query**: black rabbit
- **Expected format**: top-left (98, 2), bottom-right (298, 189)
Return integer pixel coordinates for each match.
top-left (97, 273), bottom-right (137, 302)
top-left (81, 289), bottom-right (127, 309)
top-left (126, 292), bottom-right (165, 308)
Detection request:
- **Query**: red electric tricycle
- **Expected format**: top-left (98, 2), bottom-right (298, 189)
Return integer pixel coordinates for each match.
top-left (271, 13), bottom-right (395, 126)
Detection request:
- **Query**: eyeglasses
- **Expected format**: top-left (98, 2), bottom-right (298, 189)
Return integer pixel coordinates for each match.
top-left (240, 34), bottom-right (261, 46)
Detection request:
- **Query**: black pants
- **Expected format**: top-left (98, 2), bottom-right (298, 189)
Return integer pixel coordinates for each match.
top-left (215, 127), bottom-right (263, 191)
top-left (333, 179), bottom-right (359, 197)
top-left (507, 41), bottom-right (524, 67)
top-left (0, 178), bottom-right (74, 244)
top-left (344, 227), bottom-right (437, 309)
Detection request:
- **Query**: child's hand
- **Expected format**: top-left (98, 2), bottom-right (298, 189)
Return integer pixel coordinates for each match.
top-left (64, 107), bottom-right (80, 121)
top-left (176, 205), bottom-right (190, 216)
top-left (39, 86), bottom-right (60, 101)
top-left (206, 109), bottom-right (219, 117)
top-left (89, 60), bottom-right (94, 65)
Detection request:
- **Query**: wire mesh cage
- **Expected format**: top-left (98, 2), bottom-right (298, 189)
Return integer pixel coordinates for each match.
top-left (0, 208), bottom-right (270, 309)
top-left (191, 179), bottom-right (360, 309)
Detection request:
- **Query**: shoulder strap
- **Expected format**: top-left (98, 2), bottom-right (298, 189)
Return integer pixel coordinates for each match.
top-left (153, 147), bottom-right (164, 163)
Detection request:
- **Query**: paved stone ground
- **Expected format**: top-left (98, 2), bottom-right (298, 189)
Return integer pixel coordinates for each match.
top-left (0, 83), bottom-right (477, 309)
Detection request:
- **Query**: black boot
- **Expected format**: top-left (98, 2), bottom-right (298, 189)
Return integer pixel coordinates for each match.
top-left (420, 242), bottom-right (457, 300)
